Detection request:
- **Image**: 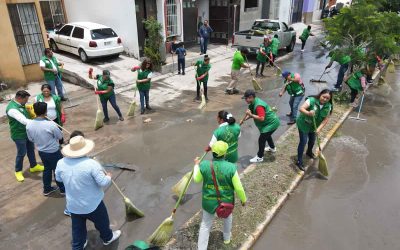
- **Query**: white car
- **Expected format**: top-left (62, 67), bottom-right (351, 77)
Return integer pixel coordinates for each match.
top-left (48, 22), bottom-right (124, 62)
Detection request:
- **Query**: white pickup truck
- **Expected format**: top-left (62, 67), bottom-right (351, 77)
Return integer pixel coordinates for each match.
top-left (232, 19), bottom-right (297, 54)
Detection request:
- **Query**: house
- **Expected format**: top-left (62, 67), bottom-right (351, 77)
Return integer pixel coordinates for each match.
top-left (0, 0), bottom-right (52, 87)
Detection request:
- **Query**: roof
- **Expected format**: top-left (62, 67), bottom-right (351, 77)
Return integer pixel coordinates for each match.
top-left (68, 22), bottom-right (109, 30)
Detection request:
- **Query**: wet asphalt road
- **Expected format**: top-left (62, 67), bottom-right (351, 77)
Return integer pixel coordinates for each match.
top-left (254, 67), bottom-right (400, 249)
top-left (0, 38), bottom-right (334, 250)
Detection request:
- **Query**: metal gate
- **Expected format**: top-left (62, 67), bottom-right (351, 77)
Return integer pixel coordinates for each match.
top-left (209, 0), bottom-right (240, 44)
top-left (182, 0), bottom-right (198, 45)
top-left (291, 0), bottom-right (304, 23)
top-left (135, 0), bottom-right (157, 57)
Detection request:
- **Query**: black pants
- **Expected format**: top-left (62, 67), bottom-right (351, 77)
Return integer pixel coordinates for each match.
top-left (270, 54), bottom-right (276, 66)
top-left (178, 58), bottom-right (185, 73)
top-left (196, 80), bottom-right (208, 99)
top-left (301, 39), bottom-right (306, 50)
top-left (256, 61), bottom-right (265, 75)
top-left (257, 130), bottom-right (276, 158)
top-left (350, 87), bottom-right (358, 103)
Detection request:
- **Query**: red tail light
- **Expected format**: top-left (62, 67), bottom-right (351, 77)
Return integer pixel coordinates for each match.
top-left (232, 34), bottom-right (235, 45)
top-left (89, 41), bottom-right (97, 47)
top-left (117, 37), bottom-right (122, 44)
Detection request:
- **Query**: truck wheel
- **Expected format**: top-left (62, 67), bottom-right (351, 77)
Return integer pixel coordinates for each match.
top-left (286, 38), bottom-right (295, 52)
top-left (50, 40), bottom-right (58, 52)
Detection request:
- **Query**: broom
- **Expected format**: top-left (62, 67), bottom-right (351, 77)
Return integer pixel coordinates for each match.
top-left (148, 154), bottom-right (198, 246)
top-left (195, 67), bottom-right (207, 109)
top-left (109, 177), bottom-right (145, 217)
top-left (388, 60), bottom-right (395, 73)
top-left (244, 56), bottom-right (263, 91)
top-left (313, 116), bottom-right (328, 177)
top-left (94, 90), bottom-right (104, 130)
top-left (171, 152), bottom-right (207, 197)
top-left (127, 86), bottom-right (137, 117)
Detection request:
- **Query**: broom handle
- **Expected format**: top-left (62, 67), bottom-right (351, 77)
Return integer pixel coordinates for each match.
top-left (172, 152), bottom-right (208, 214)
top-left (356, 94), bottom-right (365, 118)
top-left (318, 69), bottom-right (327, 81)
top-left (45, 116), bottom-right (71, 134)
top-left (244, 56), bottom-right (254, 76)
top-left (101, 167), bottom-right (127, 199)
top-left (312, 116), bottom-right (322, 151)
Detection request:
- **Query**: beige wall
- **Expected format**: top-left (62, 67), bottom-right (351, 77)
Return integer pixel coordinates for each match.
top-left (0, 0), bottom-right (48, 88)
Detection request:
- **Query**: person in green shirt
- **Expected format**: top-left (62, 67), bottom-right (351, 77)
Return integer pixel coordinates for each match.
top-left (92, 70), bottom-right (124, 122)
top-left (194, 140), bottom-right (246, 249)
top-left (6, 90), bottom-right (44, 182)
top-left (39, 48), bottom-right (66, 101)
top-left (270, 34), bottom-right (280, 66)
top-left (325, 51), bottom-right (351, 91)
top-left (206, 111), bottom-right (241, 163)
top-left (279, 71), bottom-right (305, 125)
top-left (296, 89), bottom-right (333, 171)
top-left (344, 69), bottom-right (367, 107)
top-left (299, 25), bottom-right (314, 52)
top-left (240, 89), bottom-right (280, 163)
top-left (255, 37), bottom-right (271, 77)
top-left (226, 48), bottom-right (249, 95)
top-left (194, 55), bottom-right (211, 101)
top-left (133, 58), bottom-right (154, 114)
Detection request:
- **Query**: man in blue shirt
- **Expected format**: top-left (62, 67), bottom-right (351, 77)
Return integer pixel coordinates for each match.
top-left (199, 20), bottom-right (213, 55)
top-left (175, 43), bottom-right (186, 75)
top-left (55, 135), bottom-right (121, 249)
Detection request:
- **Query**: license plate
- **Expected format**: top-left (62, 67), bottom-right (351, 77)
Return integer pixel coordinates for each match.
top-left (104, 41), bottom-right (111, 46)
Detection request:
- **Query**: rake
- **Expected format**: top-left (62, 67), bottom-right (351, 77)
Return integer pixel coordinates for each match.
top-left (310, 69), bottom-right (328, 83)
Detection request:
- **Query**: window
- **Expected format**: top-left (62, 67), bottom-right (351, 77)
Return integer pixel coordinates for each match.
top-left (91, 28), bottom-right (117, 40)
top-left (7, 3), bottom-right (45, 66)
top-left (165, 0), bottom-right (178, 37)
top-left (58, 25), bottom-right (73, 36)
top-left (252, 21), bottom-right (280, 31)
top-left (39, 0), bottom-right (65, 30)
top-left (245, 0), bottom-right (258, 9)
top-left (72, 27), bottom-right (84, 39)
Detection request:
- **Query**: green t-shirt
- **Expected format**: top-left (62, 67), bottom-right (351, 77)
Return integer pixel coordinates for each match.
top-left (195, 60), bottom-right (211, 82)
top-left (232, 51), bottom-right (245, 70)
top-left (271, 37), bottom-right (280, 55)
top-left (300, 28), bottom-right (311, 41)
top-left (96, 75), bottom-right (115, 101)
top-left (331, 53), bottom-right (351, 65)
top-left (346, 71), bottom-right (363, 91)
top-left (213, 123), bottom-right (241, 163)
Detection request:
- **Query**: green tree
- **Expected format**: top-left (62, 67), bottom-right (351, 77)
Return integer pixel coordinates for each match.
top-left (143, 17), bottom-right (164, 70)
top-left (324, 0), bottom-right (400, 67)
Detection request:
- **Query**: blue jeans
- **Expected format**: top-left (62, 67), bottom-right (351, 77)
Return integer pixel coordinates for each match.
top-left (38, 150), bottom-right (65, 193)
top-left (100, 94), bottom-right (122, 119)
top-left (178, 58), bottom-right (185, 73)
top-left (335, 63), bottom-right (349, 88)
top-left (289, 95), bottom-right (304, 122)
top-left (297, 129), bottom-right (316, 165)
top-left (46, 75), bottom-right (64, 97)
top-left (71, 201), bottom-right (113, 250)
top-left (139, 89), bottom-right (150, 112)
top-left (13, 138), bottom-right (37, 172)
top-left (200, 37), bottom-right (209, 54)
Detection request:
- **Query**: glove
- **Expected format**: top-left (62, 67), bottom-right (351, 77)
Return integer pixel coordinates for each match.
top-left (196, 74), bottom-right (205, 81)
top-left (205, 146), bottom-right (211, 152)
top-left (95, 90), bottom-right (107, 95)
top-left (61, 113), bottom-right (66, 124)
top-left (131, 66), bottom-right (140, 72)
top-left (88, 68), bottom-right (93, 78)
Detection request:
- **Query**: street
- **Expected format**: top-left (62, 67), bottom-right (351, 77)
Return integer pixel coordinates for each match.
top-left (254, 69), bottom-right (400, 249)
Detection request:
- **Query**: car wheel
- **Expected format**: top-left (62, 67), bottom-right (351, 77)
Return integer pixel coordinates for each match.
top-left (111, 53), bottom-right (120, 59)
top-left (79, 49), bottom-right (88, 63)
top-left (287, 38), bottom-right (295, 52)
top-left (50, 40), bottom-right (58, 52)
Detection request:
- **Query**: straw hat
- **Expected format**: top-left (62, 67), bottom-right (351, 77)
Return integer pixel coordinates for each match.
top-left (62, 136), bottom-right (95, 158)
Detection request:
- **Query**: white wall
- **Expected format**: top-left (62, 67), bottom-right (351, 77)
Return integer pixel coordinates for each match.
top-left (197, 0), bottom-right (209, 22)
top-left (157, 0), bottom-right (183, 42)
top-left (239, 0), bottom-right (263, 31)
top-left (279, 0), bottom-right (292, 24)
top-left (63, 0), bottom-right (140, 58)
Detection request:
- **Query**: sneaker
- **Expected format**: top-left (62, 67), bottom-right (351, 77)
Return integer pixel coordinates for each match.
top-left (250, 156), bottom-right (264, 163)
top-left (59, 189), bottom-right (65, 196)
top-left (119, 116), bottom-right (124, 121)
top-left (260, 73), bottom-right (265, 77)
top-left (140, 110), bottom-right (145, 115)
top-left (182, 72), bottom-right (185, 75)
top-left (306, 151), bottom-right (316, 159)
top-left (146, 106), bottom-right (152, 110)
top-left (83, 240), bottom-right (88, 249)
top-left (224, 239), bottom-right (231, 245)
top-left (286, 112), bottom-right (292, 117)
top-left (103, 117), bottom-right (110, 123)
top-left (178, 72), bottom-right (181, 75)
top-left (64, 209), bottom-right (71, 217)
top-left (225, 89), bottom-right (233, 95)
top-left (194, 96), bottom-right (201, 101)
top-left (301, 49), bottom-right (304, 53)
top-left (232, 88), bottom-right (240, 94)
top-left (265, 146), bottom-right (277, 153)
top-left (60, 97), bottom-right (68, 102)
top-left (15, 171), bottom-right (24, 182)
top-left (43, 186), bottom-right (59, 196)
top-left (287, 120), bottom-right (296, 125)
top-left (205, 97), bottom-right (209, 102)
top-left (296, 161), bottom-right (305, 171)
top-left (29, 164), bottom-right (44, 173)
top-left (103, 230), bottom-right (122, 245)
top-left (331, 87), bottom-right (342, 92)
top-left (256, 73), bottom-right (261, 78)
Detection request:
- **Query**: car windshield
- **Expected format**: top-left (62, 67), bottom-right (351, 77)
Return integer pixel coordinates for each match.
top-left (91, 28), bottom-right (117, 40)
top-left (252, 21), bottom-right (280, 31)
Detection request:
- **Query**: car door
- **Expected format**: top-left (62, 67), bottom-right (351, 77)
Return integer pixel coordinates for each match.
top-left (55, 25), bottom-right (73, 52)
top-left (70, 26), bottom-right (84, 56)
top-left (281, 22), bottom-right (291, 48)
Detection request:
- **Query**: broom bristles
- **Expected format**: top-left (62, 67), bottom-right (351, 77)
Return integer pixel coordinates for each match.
top-left (171, 171), bottom-right (192, 197)
top-left (94, 109), bottom-right (104, 130)
top-left (318, 153), bottom-right (329, 177)
top-left (198, 94), bottom-right (206, 109)
top-left (127, 101), bottom-right (137, 117)
top-left (271, 106), bottom-right (278, 112)
top-left (388, 60), bottom-right (395, 73)
top-left (148, 215), bottom-right (174, 246)
top-left (252, 78), bottom-right (263, 91)
top-left (124, 197), bottom-right (145, 217)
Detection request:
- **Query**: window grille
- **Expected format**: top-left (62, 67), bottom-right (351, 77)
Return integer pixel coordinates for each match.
top-left (8, 3), bottom-right (45, 66)
top-left (40, 0), bottom-right (65, 30)
top-left (166, 0), bottom-right (178, 37)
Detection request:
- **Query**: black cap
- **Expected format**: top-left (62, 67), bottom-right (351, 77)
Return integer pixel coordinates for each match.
top-left (242, 89), bottom-right (256, 99)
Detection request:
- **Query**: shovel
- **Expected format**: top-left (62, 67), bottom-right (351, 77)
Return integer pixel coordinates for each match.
top-left (313, 116), bottom-right (328, 177)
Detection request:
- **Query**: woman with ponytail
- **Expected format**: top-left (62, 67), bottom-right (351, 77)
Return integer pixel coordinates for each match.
top-left (206, 110), bottom-right (241, 163)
